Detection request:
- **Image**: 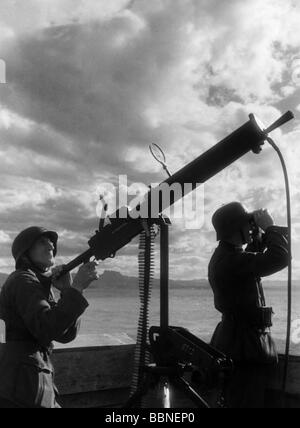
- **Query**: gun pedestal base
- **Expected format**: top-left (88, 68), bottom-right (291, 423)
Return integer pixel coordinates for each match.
top-left (125, 363), bottom-right (210, 408)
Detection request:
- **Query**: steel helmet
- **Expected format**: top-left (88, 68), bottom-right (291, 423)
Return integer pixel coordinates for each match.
top-left (212, 202), bottom-right (252, 241)
top-left (12, 227), bottom-right (58, 266)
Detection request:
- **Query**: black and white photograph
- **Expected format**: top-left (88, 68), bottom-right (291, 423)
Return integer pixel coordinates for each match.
top-left (0, 0), bottom-right (299, 412)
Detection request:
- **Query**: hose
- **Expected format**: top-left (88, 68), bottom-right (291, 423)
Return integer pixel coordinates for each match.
top-left (267, 137), bottom-right (292, 404)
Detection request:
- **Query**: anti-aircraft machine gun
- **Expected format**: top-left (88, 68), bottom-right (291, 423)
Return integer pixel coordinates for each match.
top-left (60, 112), bottom-right (293, 270)
top-left (59, 112), bottom-right (294, 408)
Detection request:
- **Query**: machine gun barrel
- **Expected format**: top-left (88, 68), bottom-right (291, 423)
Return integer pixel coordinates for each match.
top-left (61, 112), bottom-right (294, 275)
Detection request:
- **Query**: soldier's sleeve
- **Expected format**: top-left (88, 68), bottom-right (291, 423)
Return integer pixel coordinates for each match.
top-left (228, 226), bottom-right (289, 278)
top-left (12, 273), bottom-right (89, 347)
top-left (48, 290), bottom-right (82, 344)
top-left (54, 320), bottom-right (81, 344)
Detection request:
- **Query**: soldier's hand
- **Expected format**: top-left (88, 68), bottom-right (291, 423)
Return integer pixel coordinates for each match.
top-left (253, 209), bottom-right (274, 231)
top-left (72, 261), bottom-right (100, 293)
top-left (52, 265), bottom-right (72, 292)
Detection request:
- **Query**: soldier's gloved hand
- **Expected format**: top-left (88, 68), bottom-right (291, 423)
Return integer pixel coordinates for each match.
top-left (72, 261), bottom-right (100, 293)
top-left (52, 265), bottom-right (72, 292)
top-left (253, 209), bottom-right (274, 231)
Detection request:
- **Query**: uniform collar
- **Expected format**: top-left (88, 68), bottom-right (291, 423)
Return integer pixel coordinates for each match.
top-left (18, 259), bottom-right (52, 279)
top-left (31, 268), bottom-right (52, 289)
top-left (19, 262), bottom-right (53, 290)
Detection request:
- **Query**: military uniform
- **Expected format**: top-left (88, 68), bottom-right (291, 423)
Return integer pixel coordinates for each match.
top-left (209, 225), bottom-right (289, 408)
top-left (0, 227), bottom-right (89, 408)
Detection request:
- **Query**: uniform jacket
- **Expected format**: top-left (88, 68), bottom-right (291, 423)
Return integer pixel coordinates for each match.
top-left (0, 266), bottom-right (89, 408)
top-left (208, 226), bottom-right (289, 364)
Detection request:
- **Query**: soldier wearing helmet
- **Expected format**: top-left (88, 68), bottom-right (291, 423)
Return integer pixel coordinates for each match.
top-left (0, 226), bottom-right (99, 408)
top-left (209, 202), bottom-right (289, 408)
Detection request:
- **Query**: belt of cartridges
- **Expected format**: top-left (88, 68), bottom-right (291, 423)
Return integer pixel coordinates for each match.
top-left (130, 227), bottom-right (156, 406)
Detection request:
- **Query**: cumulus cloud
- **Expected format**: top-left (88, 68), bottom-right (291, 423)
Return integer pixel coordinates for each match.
top-left (0, 0), bottom-right (132, 35)
top-left (0, 231), bottom-right (10, 244)
top-left (0, 0), bottom-right (299, 280)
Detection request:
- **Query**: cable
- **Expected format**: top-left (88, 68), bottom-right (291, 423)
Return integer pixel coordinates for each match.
top-left (266, 137), bottom-right (292, 405)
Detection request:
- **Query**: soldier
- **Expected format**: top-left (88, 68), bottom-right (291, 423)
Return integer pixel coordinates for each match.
top-left (209, 202), bottom-right (289, 408)
top-left (0, 226), bottom-right (99, 408)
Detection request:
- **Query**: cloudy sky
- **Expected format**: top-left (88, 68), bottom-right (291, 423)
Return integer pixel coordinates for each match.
top-left (0, 0), bottom-right (300, 280)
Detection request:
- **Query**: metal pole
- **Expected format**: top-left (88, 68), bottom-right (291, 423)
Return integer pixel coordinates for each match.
top-left (160, 221), bottom-right (169, 331)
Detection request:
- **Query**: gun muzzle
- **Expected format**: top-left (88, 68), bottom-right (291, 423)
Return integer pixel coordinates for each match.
top-left (263, 111), bottom-right (294, 134)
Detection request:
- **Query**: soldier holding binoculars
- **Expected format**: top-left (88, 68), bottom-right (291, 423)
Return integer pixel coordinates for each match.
top-left (209, 202), bottom-right (289, 408)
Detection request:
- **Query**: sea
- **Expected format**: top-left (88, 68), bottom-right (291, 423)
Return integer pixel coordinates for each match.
top-left (68, 282), bottom-right (300, 355)
top-left (1, 281), bottom-right (299, 355)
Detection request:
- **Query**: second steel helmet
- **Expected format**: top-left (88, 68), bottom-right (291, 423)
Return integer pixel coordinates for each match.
top-left (12, 227), bottom-right (58, 267)
top-left (212, 202), bottom-right (252, 241)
